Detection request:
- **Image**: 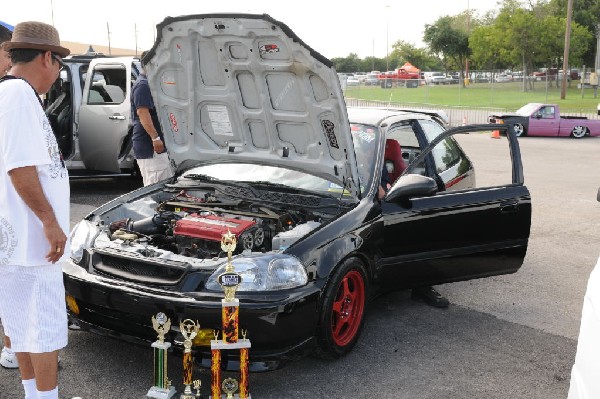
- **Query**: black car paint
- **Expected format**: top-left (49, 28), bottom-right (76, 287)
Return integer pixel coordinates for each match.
top-left (63, 123), bottom-right (530, 371)
top-left (489, 114), bottom-right (530, 134)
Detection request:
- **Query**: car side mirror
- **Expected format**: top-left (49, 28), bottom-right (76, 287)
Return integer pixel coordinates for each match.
top-left (385, 174), bottom-right (437, 202)
top-left (534, 112), bottom-right (542, 119)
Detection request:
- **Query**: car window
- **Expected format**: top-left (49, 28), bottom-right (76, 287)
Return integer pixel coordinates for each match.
top-left (419, 119), bottom-right (460, 171)
top-left (386, 121), bottom-right (425, 175)
top-left (86, 64), bottom-right (127, 105)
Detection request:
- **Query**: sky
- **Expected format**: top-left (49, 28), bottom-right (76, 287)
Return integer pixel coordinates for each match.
top-left (3, 0), bottom-right (501, 59)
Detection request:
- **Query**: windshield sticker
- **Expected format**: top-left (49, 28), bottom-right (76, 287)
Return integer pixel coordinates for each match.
top-left (321, 120), bottom-right (339, 149)
top-left (355, 130), bottom-right (375, 143)
top-left (259, 44), bottom-right (279, 54)
top-left (207, 105), bottom-right (233, 136)
top-left (169, 112), bottom-right (179, 133)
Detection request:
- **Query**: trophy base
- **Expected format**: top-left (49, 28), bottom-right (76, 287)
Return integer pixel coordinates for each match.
top-left (147, 386), bottom-right (177, 399)
top-left (209, 395), bottom-right (252, 399)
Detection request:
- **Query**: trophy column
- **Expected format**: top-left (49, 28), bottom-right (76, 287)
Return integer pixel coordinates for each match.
top-left (210, 231), bottom-right (251, 399)
top-left (147, 313), bottom-right (176, 399)
top-left (180, 319), bottom-right (200, 399)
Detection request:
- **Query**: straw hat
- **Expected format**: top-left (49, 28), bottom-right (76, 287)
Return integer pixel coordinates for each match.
top-left (3, 21), bottom-right (70, 58)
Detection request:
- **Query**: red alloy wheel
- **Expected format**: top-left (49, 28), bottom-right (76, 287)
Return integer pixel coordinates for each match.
top-left (330, 269), bottom-right (366, 347)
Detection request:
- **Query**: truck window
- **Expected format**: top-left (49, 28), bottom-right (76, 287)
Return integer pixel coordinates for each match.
top-left (539, 106), bottom-right (555, 119)
top-left (86, 64), bottom-right (127, 105)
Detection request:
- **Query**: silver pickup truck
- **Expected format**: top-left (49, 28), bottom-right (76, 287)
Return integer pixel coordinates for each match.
top-left (45, 54), bottom-right (141, 177)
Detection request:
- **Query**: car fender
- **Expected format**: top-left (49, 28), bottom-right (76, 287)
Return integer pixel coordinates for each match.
top-left (287, 202), bottom-right (379, 283)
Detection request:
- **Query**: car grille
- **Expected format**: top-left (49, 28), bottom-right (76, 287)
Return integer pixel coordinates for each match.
top-left (93, 248), bottom-right (190, 285)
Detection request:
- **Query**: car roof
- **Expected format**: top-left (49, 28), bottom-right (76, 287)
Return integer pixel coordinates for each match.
top-left (347, 107), bottom-right (448, 127)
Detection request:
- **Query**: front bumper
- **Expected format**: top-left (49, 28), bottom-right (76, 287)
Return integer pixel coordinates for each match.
top-left (63, 261), bottom-right (321, 371)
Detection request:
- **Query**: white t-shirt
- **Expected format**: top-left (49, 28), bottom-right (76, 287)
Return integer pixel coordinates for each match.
top-left (0, 78), bottom-right (70, 266)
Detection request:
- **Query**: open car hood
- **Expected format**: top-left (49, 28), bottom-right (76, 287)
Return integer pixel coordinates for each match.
top-left (144, 13), bottom-right (359, 199)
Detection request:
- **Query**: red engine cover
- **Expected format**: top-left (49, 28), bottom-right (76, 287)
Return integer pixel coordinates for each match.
top-left (173, 214), bottom-right (256, 242)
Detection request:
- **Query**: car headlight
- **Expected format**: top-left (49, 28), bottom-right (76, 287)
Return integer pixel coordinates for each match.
top-left (205, 253), bottom-right (308, 292)
top-left (69, 220), bottom-right (101, 263)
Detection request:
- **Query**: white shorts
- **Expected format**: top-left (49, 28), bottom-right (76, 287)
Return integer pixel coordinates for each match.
top-left (0, 263), bottom-right (68, 353)
top-left (137, 152), bottom-right (174, 186)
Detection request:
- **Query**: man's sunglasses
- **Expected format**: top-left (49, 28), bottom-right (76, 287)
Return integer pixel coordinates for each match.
top-left (50, 52), bottom-right (65, 69)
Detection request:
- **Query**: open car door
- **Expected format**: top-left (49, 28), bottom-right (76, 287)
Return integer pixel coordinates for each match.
top-left (380, 124), bottom-right (531, 287)
top-left (78, 57), bottom-right (133, 173)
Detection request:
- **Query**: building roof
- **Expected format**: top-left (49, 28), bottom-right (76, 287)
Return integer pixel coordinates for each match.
top-left (61, 41), bottom-right (137, 57)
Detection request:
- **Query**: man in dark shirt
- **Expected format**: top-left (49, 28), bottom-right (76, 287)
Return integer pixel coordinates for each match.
top-left (131, 50), bottom-right (173, 186)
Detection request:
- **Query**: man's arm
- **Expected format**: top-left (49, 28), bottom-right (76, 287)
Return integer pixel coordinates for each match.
top-left (8, 166), bottom-right (66, 263)
top-left (136, 106), bottom-right (165, 154)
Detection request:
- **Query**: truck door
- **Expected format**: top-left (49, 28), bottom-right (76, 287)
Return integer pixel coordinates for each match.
top-left (528, 105), bottom-right (559, 136)
top-left (78, 57), bottom-right (133, 173)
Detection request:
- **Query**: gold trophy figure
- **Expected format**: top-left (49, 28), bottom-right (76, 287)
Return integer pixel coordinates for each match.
top-left (147, 313), bottom-right (176, 399)
top-left (221, 230), bottom-right (237, 272)
top-left (180, 319), bottom-right (200, 399)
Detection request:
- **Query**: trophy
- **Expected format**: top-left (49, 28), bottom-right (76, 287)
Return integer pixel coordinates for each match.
top-left (180, 319), bottom-right (200, 399)
top-left (210, 231), bottom-right (251, 398)
top-left (147, 312), bottom-right (177, 399)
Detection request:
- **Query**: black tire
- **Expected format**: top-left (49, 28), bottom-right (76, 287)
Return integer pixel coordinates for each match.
top-left (512, 123), bottom-right (526, 137)
top-left (315, 258), bottom-right (368, 359)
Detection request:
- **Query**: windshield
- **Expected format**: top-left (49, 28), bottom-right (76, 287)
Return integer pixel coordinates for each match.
top-left (515, 103), bottom-right (540, 116)
top-left (350, 123), bottom-right (380, 196)
top-left (183, 164), bottom-right (350, 198)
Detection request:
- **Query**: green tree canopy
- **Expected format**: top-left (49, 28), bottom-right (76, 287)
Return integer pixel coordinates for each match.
top-left (423, 15), bottom-right (471, 83)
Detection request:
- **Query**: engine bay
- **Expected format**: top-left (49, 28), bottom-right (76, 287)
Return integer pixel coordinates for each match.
top-left (98, 181), bottom-right (335, 262)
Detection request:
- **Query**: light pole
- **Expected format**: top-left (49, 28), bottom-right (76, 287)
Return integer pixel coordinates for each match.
top-left (560, 0), bottom-right (574, 100)
top-left (385, 5), bottom-right (390, 72)
top-left (50, 0), bottom-right (55, 26)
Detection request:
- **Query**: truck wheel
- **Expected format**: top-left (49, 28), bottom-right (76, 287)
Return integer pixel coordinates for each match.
top-left (315, 258), bottom-right (368, 359)
top-left (512, 123), bottom-right (526, 137)
top-left (571, 126), bottom-right (588, 138)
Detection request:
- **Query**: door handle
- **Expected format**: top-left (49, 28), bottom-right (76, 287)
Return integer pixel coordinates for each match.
top-left (500, 201), bottom-right (518, 213)
top-left (109, 115), bottom-right (126, 120)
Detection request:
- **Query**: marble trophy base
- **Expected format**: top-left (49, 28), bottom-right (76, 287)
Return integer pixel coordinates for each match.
top-left (210, 395), bottom-right (252, 399)
top-left (147, 386), bottom-right (177, 399)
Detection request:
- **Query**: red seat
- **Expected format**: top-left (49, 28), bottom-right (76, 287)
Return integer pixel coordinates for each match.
top-left (384, 139), bottom-right (406, 183)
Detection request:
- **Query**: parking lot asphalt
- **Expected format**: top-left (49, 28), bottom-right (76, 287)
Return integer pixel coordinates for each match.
top-left (1, 133), bottom-right (598, 398)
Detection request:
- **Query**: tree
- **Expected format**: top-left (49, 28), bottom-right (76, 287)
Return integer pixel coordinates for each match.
top-left (389, 40), bottom-right (442, 71)
top-left (469, 0), bottom-right (593, 91)
top-left (330, 53), bottom-right (362, 73)
top-left (547, 0), bottom-right (600, 66)
top-left (423, 15), bottom-right (471, 86)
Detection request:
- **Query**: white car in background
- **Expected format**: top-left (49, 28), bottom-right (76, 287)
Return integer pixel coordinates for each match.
top-left (346, 75), bottom-right (360, 86)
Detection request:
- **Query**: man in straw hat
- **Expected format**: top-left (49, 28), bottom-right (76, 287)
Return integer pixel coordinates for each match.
top-left (0, 21), bottom-right (70, 399)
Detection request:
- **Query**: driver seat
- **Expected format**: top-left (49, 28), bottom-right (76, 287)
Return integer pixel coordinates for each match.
top-left (384, 139), bottom-right (406, 183)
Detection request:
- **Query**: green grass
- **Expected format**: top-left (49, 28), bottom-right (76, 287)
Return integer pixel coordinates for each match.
top-left (345, 81), bottom-right (600, 113)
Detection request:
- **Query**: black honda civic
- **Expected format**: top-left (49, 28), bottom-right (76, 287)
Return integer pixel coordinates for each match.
top-left (64, 13), bottom-right (531, 371)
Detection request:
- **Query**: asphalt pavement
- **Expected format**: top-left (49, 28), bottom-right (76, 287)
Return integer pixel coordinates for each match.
top-left (1, 133), bottom-right (598, 398)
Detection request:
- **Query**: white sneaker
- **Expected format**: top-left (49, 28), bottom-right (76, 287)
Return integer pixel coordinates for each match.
top-left (0, 347), bottom-right (18, 369)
